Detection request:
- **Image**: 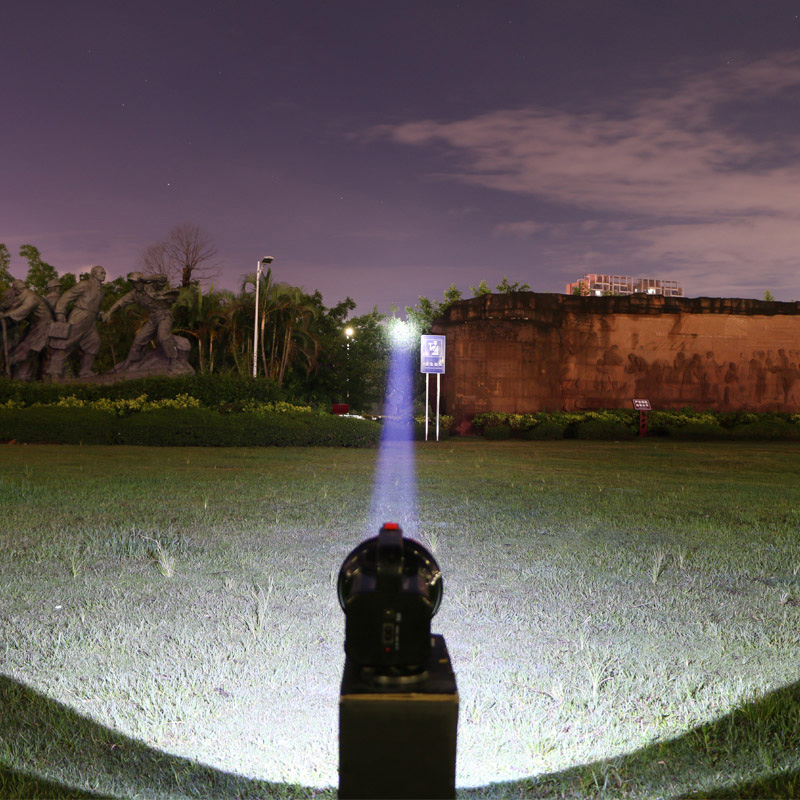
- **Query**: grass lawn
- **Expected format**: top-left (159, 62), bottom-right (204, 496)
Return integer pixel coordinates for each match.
top-left (1, 440), bottom-right (799, 799)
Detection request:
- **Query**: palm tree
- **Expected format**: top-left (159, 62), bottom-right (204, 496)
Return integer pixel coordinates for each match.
top-left (271, 285), bottom-right (320, 386)
top-left (239, 272), bottom-right (321, 385)
top-left (173, 285), bottom-right (229, 373)
top-left (223, 286), bottom-right (256, 375)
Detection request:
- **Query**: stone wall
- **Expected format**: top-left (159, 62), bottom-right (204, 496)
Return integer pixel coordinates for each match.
top-left (431, 292), bottom-right (800, 421)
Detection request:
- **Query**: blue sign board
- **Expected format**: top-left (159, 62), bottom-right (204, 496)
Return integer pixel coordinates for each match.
top-left (420, 335), bottom-right (446, 374)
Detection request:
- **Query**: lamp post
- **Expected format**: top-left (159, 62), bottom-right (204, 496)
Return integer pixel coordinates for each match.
top-left (252, 256), bottom-right (274, 378)
top-left (344, 326), bottom-right (354, 400)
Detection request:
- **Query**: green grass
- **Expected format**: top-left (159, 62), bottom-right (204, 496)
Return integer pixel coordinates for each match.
top-left (1, 440), bottom-right (800, 798)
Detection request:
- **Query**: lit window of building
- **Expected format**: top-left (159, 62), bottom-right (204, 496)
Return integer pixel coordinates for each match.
top-left (565, 273), bottom-right (684, 297)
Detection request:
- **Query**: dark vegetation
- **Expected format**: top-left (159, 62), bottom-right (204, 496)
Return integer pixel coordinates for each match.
top-left (0, 406), bottom-right (381, 447)
top-left (472, 409), bottom-right (800, 441)
top-left (0, 375), bottom-right (285, 406)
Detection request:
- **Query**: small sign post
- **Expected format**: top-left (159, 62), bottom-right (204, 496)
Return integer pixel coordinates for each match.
top-left (420, 335), bottom-right (446, 441)
top-left (632, 399), bottom-right (651, 437)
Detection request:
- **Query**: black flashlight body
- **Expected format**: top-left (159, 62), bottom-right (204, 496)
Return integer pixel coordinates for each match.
top-left (338, 523), bottom-right (442, 671)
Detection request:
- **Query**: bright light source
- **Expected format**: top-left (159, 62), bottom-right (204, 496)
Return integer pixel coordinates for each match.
top-left (345, 326), bottom-right (355, 338)
top-left (386, 317), bottom-right (418, 349)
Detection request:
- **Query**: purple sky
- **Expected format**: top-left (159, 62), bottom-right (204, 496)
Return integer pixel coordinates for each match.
top-left (3, 1), bottom-right (800, 313)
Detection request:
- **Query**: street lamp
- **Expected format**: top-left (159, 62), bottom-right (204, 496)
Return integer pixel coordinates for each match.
top-left (252, 256), bottom-right (274, 378)
top-left (344, 326), bottom-right (354, 400)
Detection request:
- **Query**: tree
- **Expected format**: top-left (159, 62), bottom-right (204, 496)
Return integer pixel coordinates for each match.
top-left (238, 270), bottom-right (322, 386)
top-left (20, 245), bottom-right (58, 294)
top-left (95, 275), bottom-right (141, 372)
top-left (139, 223), bottom-right (220, 287)
top-left (495, 276), bottom-right (531, 293)
top-left (173, 285), bottom-right (230, 374)
top-left (763, 290), bottom-right (775, 302)
top-left (298, 301), bottom-right (389, 411)
top-left (0, 244), bottom-right (12, 293)
top-left (163, 223), bottom-right (220, 287)
top-left (263, 283), bottom-right (320, 386)
top-left (139, 241), bottom-right (171, 276)
top-left (470, 279), bottom-right (491, 297)
top-left (472, 276), bottom-right (531, 295)
top-left (572, 281), bottom-right (589, 296)
top-left (442, 283), bottom-right (463, 307)
top-left (295, 294), bottom-right (355, 399)
top-left (344, 308), bottom-right (391, 411)
top-left (223, 284), bottom-right (257, 375)
top-left (405, 283), bottom-right (463, 334)
top-left (59, 273), bottom-right (78, 293)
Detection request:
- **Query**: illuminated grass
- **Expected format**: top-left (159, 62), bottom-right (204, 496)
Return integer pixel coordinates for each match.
top-left (0, 441), bottom-right (799, 798)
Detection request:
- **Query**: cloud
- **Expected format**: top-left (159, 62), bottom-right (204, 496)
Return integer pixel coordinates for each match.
top-left (491, 220), bottom-right (559, 238)
top-left (370, 52), bottom-right (800, 294)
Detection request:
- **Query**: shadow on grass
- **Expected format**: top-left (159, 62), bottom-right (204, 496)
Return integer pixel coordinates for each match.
top-left (460, 677), bottom-right (800, 799)
top-left (0, 674), bottom-right (331, 799)
top-left (2, 672), bottom-right (799, 799)
top-left (0, 764), bottom-right (110, 799)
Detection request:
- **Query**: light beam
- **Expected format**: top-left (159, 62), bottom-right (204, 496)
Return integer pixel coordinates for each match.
top-left (368, 318), bottom-right (419, 537)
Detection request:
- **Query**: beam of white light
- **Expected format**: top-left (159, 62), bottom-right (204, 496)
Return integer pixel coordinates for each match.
top-left (368, 318), bottom-right (419, 537)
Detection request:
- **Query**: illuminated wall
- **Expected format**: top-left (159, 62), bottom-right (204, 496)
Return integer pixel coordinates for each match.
top-left (432, 292), bottom-right (800, 420)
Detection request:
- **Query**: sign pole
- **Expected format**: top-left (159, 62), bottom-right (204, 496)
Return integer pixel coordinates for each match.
top-left (420, 334), bottom-right (446, 443)
top-left (436, 373), bottom-right (441, 442)
top-left (632, 399), bottom-right (651, 437)
top-left (425, 374), bottom-right (430, 441)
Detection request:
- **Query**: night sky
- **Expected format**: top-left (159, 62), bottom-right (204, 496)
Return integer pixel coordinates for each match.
top-left (3, 1), bottom-right (800, 313)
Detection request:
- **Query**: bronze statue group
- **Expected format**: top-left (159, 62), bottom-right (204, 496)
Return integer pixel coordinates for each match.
top-left (0, 269), bottom-right (187, 382)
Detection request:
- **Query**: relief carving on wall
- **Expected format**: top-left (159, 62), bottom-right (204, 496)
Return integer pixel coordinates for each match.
top-left (565, 346), bottom-right (800, 412)
top-left (436, 294), bottom-right (800, 417)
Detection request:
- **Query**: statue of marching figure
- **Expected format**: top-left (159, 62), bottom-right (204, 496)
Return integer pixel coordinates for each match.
top-left (101, 272), bottom-right (191, 375)
top-left (0, 279), bottom-right (54, 380)
top-left (46, 265), bottom-right (107, 379)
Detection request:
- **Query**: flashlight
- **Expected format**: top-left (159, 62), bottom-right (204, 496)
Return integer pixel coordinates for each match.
top-left (338, 523), bottom-right (442, 673)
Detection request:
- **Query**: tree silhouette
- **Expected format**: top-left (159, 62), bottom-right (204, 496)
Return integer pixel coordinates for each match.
top-left (19, 244), bottom-right (58, 294)
top-left (141, 223), bottom-right (220, 287)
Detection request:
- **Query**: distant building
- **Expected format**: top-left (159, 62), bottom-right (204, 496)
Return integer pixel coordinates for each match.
top-left (566, 273), bottom-right (684, 297)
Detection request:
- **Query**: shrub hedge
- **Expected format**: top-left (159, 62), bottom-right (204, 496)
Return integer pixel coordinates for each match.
top-left (663, 422), bottom-right (729, 441)
top-left (728, 420), bottom-right (800, 441)
top-left (0, 407), bottom-right (381, 447)
top-left (574, 419), bottom-right (636, 440)
top-left (0, 375), bottom-right (285, 407)
top-left (521, 420), bottom-right (566, 440)
top-left (3, 374), bottom-right (798, 444)
top-left (413, 415), bottom-right (454, 441)
top-left (472, 409), bottom-right (800, 441)
top-left (483, 424), bottom-right (512, 440)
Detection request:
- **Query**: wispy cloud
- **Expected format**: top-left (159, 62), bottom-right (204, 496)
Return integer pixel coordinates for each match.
top-left (491, 220), bottom-right (562, 238)
top-left (370, 52), bottom-right (800, 295)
